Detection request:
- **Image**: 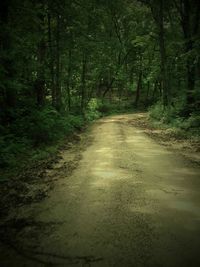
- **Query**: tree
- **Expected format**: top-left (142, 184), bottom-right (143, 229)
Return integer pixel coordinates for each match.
top-left (175, 0), bottom-right (200, 114)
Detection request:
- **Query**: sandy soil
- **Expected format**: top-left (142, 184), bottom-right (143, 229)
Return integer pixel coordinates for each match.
top-left (0, 113), bottom-right (200, 267)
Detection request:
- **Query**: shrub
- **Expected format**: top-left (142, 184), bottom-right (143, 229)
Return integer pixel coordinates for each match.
top-left (97, 100), bottom-right (112, 114)
top-left (0, 107), bottom-right (86, 169)
top-left (149, 101), bottom-right (182, 123)
top-left (149, 101), bottom-right (165, 121)
top-left (67, 114), bottom-right (85, 129)
top-left (96, 100), bottom-right (124, 115)
top-left (0, 135), bottom-right (31, 168)
top-left (25, 107), bottom-right (70, 145)
top-left (149, 102), bottom-right (200, 137)
top-left (180, 113), bottom-right (200, 130)
top-left (85, 98), bottom-right (101, 121)
top-left (10, 106), bottom-right (85, 146)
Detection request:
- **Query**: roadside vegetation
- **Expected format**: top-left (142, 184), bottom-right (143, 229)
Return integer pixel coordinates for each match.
top-left (149, 102), bottom-right (200, 140)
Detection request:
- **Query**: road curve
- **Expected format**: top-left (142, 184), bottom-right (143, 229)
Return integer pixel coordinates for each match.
top-left (1, 114), bottom-right (200, 267)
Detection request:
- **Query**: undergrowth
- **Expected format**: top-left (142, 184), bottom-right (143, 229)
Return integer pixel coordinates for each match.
top-left (0, 97), bottom-right (135, 177)
top-left (149, 101), bottom-right (200, 139)
top-left (0, 106), bottom-right (87, 174)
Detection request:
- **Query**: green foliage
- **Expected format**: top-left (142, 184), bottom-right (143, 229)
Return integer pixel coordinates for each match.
top-left (149, 102), bottom-right (200, 137)
top-left (0, 106), bottom-right (85, 169)
top-left (67, 114), bottom-right (85, 129)
top-left (85, 98), bottom-right (102, 121)
top-left (0, 136), bottom-right (31, 168)
top-left (149, 102), bottom-right (177, 123)
top-left (149, 98), bottom-right (188, 123)
top-left (179, 113), bottom-right (200, 132)
top-left (28, 109), bottom-right (69, 145)
top-left (97, 101), bottom-right (112, 114)
top-left (186, 114), bottom-right (200, 128)
top-left (10, 107), bottom-right (69, 145)
top-left (97, 99), bottom-right (134, 115)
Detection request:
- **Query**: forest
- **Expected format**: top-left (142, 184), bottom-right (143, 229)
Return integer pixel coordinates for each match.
top-left (0, 0), bottom-right (200, 171)
top-left (1, 1), bottom-right (200, 266)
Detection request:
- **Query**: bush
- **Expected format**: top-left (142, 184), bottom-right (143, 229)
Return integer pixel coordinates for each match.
top-left (149, 102), bottom-right (166, 121)
top-left (67, 114), bottom-right (85, 129)
top-left (10, 107), bottom-right (86, 146)
top-left (85, 98), bottom-right (101, 121)
top-left (96, 100), bottom-right (127, 115)
top-left (85, 98), bottom-right (134, 116)
top-left (97, 100), bottom-right (112, 114)
top-left (180, 113), bottom-right (200, 130)
top-left (0, 106), bottom-right (86, 169)
top-left (186, 114), bottom-right (200, 128)
top-left (149, 101), bottom-right (183, 123)
top-left (149, 102), bottom-right (200, 137)
top-left (0, 135), bottom-right (31, 168)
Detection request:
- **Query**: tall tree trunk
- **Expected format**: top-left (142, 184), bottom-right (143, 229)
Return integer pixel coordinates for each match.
top-left (180, 0), bottom-right (200, 114)
top-left (35, 4), bottom-right (46, 107)
top-left (135, 71), bottom-right (142, 107)
top-left (158, 0), bottom-right (168, 106)
top-left (81, 53), bottom-right (87, 113)
top-left (55, 14), bottom-right (62, 110)
top-left (145, 81), bottom-right (150, 104)
top-left (35, 39), bottom-right (46, 106)
top-left (48, 12), bottom-right (56, 107)
top-left (66, 49), bottom-right (72, 112)
top-left (150, 0), bottom-right (169, 106)
top-left (0, 0), bottom-right (16, 123)
top-left (135, 50), bottom-right (143, 107)
top-left (152, 80), bottom-right (158, 101)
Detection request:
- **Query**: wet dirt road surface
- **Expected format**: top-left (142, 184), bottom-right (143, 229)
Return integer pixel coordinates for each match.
top-left (1, 114), bottom-right (200, 267)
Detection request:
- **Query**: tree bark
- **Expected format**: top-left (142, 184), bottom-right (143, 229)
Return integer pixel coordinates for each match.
top-left (48, 12), bottom-right (56, 107)
top-left (35, 3), bottom-right (46, 107)
top-left (66, 49), bottom-right (72, 112)
top-left (145, 81), bottom-right (150, 104)
top-left (135, 71), bottom-right (142, 107)
top-left (158, 0), bottom-right (168, 106)
top-left (81, 53), bottom-right (87, 113)
top-left (180, 0), bottom-right (200, 113)
top-left (35, 38), bottom-right (46, 106)
top-left (55, 13), bottom-right (61, 110)
top-left (152, 80), bottom-right (158, 101)
top-left (0, 0), bottom-right (16, 117)
top-left (174, 0), bottom-right (200, 114)
top-left (150, 0), bottom-right (169, 106)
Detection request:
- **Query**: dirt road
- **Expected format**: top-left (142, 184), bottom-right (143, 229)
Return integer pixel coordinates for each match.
top-left (1, 114), bottom-right (200, 267)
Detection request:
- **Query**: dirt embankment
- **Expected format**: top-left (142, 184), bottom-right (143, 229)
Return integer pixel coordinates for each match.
top-left (128, 113), bottom-right (200, 165)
